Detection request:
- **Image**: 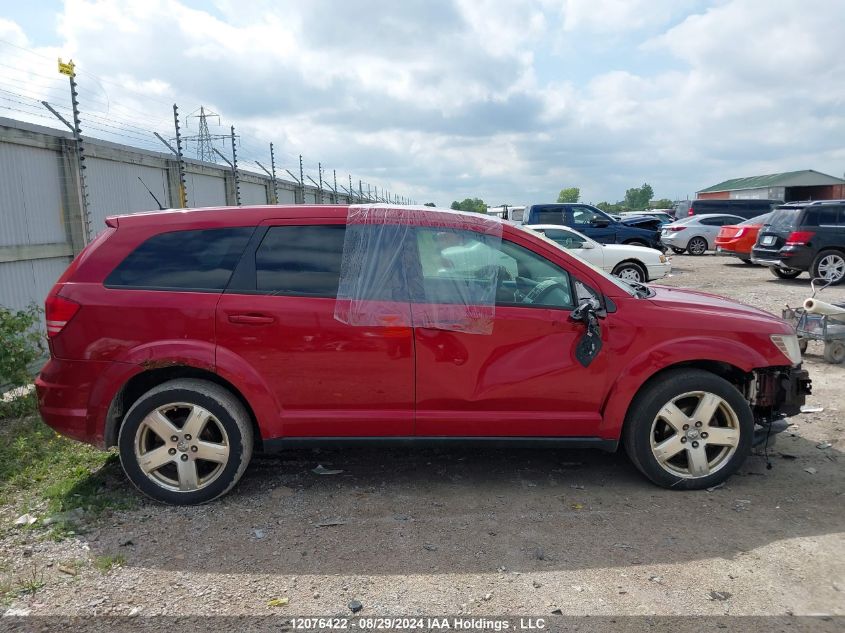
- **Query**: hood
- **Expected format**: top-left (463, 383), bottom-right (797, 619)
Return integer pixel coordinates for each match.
top-left (603, 243), bottom-right (662, 257)
top-left (619, 216), bottom-right (662, 231)
top-left (647, 285), bottom-right (791, 330)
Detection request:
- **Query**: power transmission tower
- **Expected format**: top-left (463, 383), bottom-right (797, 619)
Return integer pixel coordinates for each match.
top-left (184, 106), bottom-right (228, 162)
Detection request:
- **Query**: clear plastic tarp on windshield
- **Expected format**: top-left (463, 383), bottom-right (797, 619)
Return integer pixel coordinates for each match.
top-left (334, 205), bottom-right (504, 334)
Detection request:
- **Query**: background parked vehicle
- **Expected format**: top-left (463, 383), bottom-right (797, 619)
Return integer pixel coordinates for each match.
top-left (525, 224), bottom-right (671, 283)
top-left (681, 199), bottom-right (782, 220)
top-left (661, 214), bottom-right (745, 255)
top-left (619, 211), bottom-right (674, 226)
top-left (751, 200), bottom-right (845, 284)
top-left (714, 212), bottom-right (773, 264)
top-left (523, 203), bottom-right (663, 250)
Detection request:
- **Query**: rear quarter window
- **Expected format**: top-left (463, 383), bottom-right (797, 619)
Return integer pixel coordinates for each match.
top-left (105, 227), bottom-right (253, 291)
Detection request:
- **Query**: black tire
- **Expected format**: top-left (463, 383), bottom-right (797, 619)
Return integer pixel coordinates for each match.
top-left (623, 369), bottom-right (753, 490)
top-left (798, 338), bottom-right (809, 354)
top-left (612, 261), bottom-right (648, 283)
top-left (740, 258), bottom-right (753, 265)
top-left (118, 379), bottom-right (253, 505)
top-left (770, 267), bottom-right (802, 280)
top-left (670, 247), bottom-right (686, 255)
top-left (823, 341), bottom-right (845, 364)
top-left (811, 249), bottom-right (845, 285)
top-left (687, 237), bottom-right (708, 256)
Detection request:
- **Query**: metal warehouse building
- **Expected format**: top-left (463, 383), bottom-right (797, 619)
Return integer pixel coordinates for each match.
top-left (697, 169), bottom-right (845, 202)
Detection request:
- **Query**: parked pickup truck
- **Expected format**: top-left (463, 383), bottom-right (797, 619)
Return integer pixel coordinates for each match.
top-left (523, 203), bottom-right (663, 250)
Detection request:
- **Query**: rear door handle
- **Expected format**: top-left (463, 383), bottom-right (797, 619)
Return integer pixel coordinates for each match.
top-left (228, 313), bottom-right (275, 325)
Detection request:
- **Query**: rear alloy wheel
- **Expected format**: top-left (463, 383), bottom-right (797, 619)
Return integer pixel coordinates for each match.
top-left (623, 369), bottom-right (753, 489)
top-left (612, 261), bottom-right (647, 283)
top-left (118, 379), bottom-right (253, 504)
top-left (812, 250), bottom-right (845, 285)
top-left (770, 267), bottom-right (802, 280)
top-left (687, 237), bottom-right (708, 256)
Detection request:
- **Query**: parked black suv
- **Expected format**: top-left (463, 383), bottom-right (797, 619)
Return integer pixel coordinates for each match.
top-left (751, 200), bottom-right (845, 284)
top-left (681, 199), bottom-right (783, 220)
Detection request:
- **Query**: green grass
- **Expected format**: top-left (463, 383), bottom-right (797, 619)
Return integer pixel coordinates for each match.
top-left (93, 554), bottom-right (125, 572)
top-left (0, 415), bottom-right (136, 534)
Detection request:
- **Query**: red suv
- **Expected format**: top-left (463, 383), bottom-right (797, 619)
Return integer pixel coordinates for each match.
top-left (37, 205), bottom-right (810, 504)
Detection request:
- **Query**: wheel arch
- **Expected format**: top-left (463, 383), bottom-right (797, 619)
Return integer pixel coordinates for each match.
top-left (104, 366), bottom-right (262, 449)
top-left (598, 343), bottom-right (760, 441)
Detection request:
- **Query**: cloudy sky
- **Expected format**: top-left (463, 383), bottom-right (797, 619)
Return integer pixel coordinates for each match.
top-left (1, 0), bottom-right (844, 206)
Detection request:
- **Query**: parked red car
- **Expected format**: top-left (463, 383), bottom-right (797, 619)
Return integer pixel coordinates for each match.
top-left (715, 212), bottom-right (773, 263)
top-left (37, 205), bottom-right (810, 504)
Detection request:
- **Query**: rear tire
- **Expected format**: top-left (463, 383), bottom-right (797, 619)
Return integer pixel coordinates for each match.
top-left (811, 250), bottom-right (845, 285)
top-left (823, 341), bottom-right (845, 364)
top-left (623, 369), bottom-right (753, 490)
top-left (770, 267), bottom-right (802, 279)
top-left (118, 379), bottom-right (253, 505)
top-left (687, 237), bottom-right (708, 256)
top-left (740, 258), bottom-right (753, 264)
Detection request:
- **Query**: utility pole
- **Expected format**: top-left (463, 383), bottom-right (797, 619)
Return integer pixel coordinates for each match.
top-left (173, 104), bottom-right (187, 208)
top-left (230, 126), bottom-right (241, 206)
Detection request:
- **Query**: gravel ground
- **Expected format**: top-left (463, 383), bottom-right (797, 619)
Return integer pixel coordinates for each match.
top-left (1, 254), bottom-right (843, 623)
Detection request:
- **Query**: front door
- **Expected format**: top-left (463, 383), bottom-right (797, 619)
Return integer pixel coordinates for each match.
top-left (569, 205), bottom-right (617, 244)
top-left (412, 228), bottom-right (609, 437)
top-left (216, 220), bottom-right (414, 439)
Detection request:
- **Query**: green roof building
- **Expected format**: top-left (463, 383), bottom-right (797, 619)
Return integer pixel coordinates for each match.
top-left (697, 169), bottom-right (845, 202)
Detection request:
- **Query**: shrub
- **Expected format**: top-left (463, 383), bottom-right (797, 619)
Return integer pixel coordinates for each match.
top-left (0, 304), bottom-right (44, 418)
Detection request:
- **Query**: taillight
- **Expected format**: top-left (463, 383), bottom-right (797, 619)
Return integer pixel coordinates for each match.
top-left (785, 231), bottom-right (815, 246)
top-left (687, 207), bottom-right (694, 216)
top-left (667, 226), bottom-right (686, 232)
top-left (734, 228), bottom-right (745, 238)
top-left (45, 293), bottom-right (80, 338)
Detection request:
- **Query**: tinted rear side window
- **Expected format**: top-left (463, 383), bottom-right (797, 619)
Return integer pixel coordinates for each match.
top-left (803, 206), bottom-right (843, 227)
top-left (106, 227), bottom-right (253, 290)
top-left (255, 224), bottom-right (345, 296)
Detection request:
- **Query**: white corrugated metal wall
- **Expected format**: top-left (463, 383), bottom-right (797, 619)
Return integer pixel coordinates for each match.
top-left (240, 180), bottom-right (268, 205)
top-left (86, 158), bottom-right (171, 233)
top-left (186, 172), bottom-right (227, 207)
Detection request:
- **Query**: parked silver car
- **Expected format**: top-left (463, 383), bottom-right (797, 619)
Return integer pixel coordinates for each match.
top-left (661, 213), bottom-right (745, 255)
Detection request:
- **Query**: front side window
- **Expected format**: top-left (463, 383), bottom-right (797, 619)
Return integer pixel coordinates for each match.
top-left (538, 228), bottom-right (589, 249)
top-left (571, 206), bottom-right (605, 226)
top-left (416, 228), bottom-right (574, 309)
top-left (106, 227), bottom-right (253, 290)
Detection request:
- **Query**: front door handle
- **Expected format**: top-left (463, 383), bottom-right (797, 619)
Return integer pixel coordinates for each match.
top-left (228, 313), bottom-right (275, 325)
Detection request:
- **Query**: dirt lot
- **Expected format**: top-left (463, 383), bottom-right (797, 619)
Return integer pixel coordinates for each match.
top-left (1, 254), bottom-right (843, 622)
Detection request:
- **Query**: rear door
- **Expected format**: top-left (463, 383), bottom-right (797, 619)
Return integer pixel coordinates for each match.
top-left (216, 219), bottom-right (414, 439)
top-left (412, 227), bottom-right (609, 437)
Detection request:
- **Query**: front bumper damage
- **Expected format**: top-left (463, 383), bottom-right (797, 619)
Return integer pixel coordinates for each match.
top-left (749, 366), bottom-right (812, 446)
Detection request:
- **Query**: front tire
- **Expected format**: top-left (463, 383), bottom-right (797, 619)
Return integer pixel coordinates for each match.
top-left (811, 250), bottom-right (845, 285)
top-left (623, 369), bottom-right (753, 490)
top-left (770, 267), bottom-right (802, 280)
top-left (612, 261), bottom-right (648, 283)
top-left (118, 379), bottom-right (254, 505)
top-left (670, 247), bottom-right (686, 255)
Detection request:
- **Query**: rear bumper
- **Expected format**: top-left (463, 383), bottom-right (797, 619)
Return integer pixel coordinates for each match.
top-left (36, 358), bottom-right (126, 447)
top-left (751, 247), bottom-right (813, 270)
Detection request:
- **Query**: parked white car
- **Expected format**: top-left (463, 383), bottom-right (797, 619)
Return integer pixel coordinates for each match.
top-left (525, 224), bottom-right (671, 283)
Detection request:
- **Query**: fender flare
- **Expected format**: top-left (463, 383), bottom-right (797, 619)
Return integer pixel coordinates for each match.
top-left (598, 336), bottom-right (766, 438)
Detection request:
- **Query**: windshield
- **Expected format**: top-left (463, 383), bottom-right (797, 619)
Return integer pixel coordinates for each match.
top-left (520, 226), bottom-right (637, 297)
top-left (766, 208), bottom-right (802, 231)
top-left (740, 212), bottom-right (772, 226)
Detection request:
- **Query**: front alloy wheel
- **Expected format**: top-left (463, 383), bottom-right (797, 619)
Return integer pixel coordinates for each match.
top-left (649, 391), bottom-right (740, 478)
top-left (612, 262), bottom-right (647, 283)
top-left (813, 251), bottom-right (845, 285)
top-left (623, 369), bottom-right (753, 489)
